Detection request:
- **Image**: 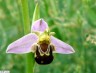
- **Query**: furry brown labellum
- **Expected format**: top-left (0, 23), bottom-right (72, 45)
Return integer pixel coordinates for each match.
top-left (33, 43), bottom-right (55, 65)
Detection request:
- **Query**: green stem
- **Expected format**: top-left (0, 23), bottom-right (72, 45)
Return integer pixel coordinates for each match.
top-left (21, 0), bottom-right (30, 34)
top-left (21, 0), bottom-right (35, 73)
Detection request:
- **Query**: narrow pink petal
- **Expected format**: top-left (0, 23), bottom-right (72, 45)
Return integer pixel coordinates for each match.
top-left (6, 33), bottom-right (38, 54)
top-left (51, 36), bottom-right (75, 54)
top-left (31, 19), bottom-right (48, 32)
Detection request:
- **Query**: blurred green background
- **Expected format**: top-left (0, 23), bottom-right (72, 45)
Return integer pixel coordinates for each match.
top-left (0, 0), bottom-right (96, 73)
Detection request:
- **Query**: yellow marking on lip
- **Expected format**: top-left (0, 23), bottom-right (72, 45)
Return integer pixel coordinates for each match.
top-left (40, 53), bottom-right (44, 56)
top-left (45, 53), bottom-right (50, 56)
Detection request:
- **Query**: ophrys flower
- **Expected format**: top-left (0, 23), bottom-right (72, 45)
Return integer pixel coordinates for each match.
top-left (6, 19), bottom-right (75, 65)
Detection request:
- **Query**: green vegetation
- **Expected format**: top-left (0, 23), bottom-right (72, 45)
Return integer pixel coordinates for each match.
top-left (0, 0), bottom-right (96, 73)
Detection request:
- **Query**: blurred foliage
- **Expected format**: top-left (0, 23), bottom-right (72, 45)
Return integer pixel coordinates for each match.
top-left (0, 0), bottom-right (96, 73)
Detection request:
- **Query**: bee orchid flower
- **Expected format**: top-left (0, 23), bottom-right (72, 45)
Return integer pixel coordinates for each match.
top-left (6, 19), bottom-right (75, 65)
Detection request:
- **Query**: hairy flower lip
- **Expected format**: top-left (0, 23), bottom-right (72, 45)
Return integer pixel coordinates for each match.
top-left (6, 19), bottom-right (75, 54)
